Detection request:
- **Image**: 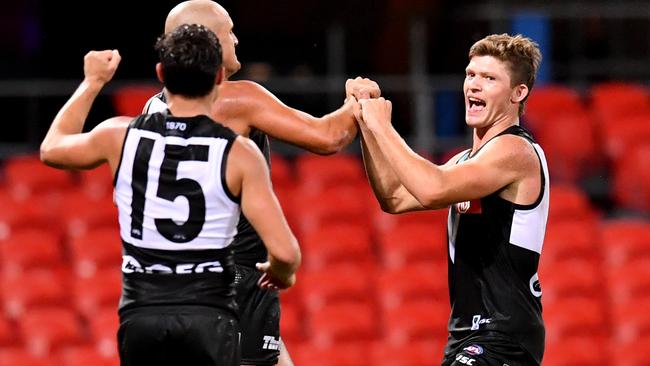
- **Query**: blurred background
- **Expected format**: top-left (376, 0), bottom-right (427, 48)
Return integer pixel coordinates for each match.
top-left (0, 0), bottom-right (649, 365)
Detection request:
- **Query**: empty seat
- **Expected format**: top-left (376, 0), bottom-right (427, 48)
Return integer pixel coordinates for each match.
top-left (600, 219), bottom-right (650, 267)
top-left (523, 84), bottom-right (586, 133)
top-left (292, 342), bottom-right (372, 366)
top-left (57, 346), bottom-right (119, 366)
top-left (606, 259), bottom-right (650, 304)
top-left (300, 223), bottom-right (374, 270)
top-left (543, 336), bottom-right (609, 366)
top-left (300, 263), bottom-right (375, 311)
top-left (295, 154), bottom-right (366, 193)
top-left (0, 228), bottom-right (63, 274)
top-left (373, 209), bottom-right (448, 234)
top-left (78, 164), bottom-right (114, 199)
top-left (371, 339), bottom-right (445, 366)
top-left (382, 299), bottom-right (449, 344)
top-left (544, 297), bottom-right (607, 343)
top-left (269, 154), bottom-right (294, 189)
top-left (2, 268), bottom-right (70, 318)
top-left (112, 84), bottom-right (162, 116)
top-left (307, 301), bottom-right (378, 346)
top-left (548, 184), bottom-right (599, 222)
top-left (538, 259), bottom-right (603, 302)
top-left (61, 194), bottom-right (118, 238)
top-left (296, 184), bottom-right (374, 233)
top-left (0, 348), bottom-right (56, 366)
top-left (611, 337), bottom-right (650, 366)
top-left (279, 301), bottom-right (303, 344)
top-left (611, 143), bottom-right (650, 212)
top-left (543, 220), bottom-right (601, 264)
top-left (68, 226), bottom-right (122, 278)
top-left (590, 82), bottom-right (650, 123)
top-left (600, 114), bottom-right (650, 161)
top-left (375, 263), bottom-right (448, 308)
top-left (0, 315), bottom-right (15, 346)
top-left (2, 154), bottom-right (75, 197)
top-left (87, 307), bottom-right (119, 356)
top-left (378, 222), bottom-right (447, 269)
top-left (73, 270), bottom-right (121, 318)
top-left (18, 307), bottom-right (85, 356)
top-left (611, 298), bottom-right (650, 345)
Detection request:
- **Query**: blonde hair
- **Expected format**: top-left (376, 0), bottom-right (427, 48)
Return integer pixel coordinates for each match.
top-left (469, 34), bottom-right (542, 116)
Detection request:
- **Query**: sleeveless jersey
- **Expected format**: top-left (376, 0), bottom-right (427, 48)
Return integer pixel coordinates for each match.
top-left (114, 112), bottom-right (241, 315)
top-left (445, 125), bottom-right (549, 364)
top-left (144, 91), bottom-right (270, 267)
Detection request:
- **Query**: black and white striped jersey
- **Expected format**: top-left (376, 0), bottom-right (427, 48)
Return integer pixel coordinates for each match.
top-left (144, 92), bottom-right (271, 267)
top-left (445, 125), bottom-right (549, 364)
top-left (114, 112), bottom-right (240, 315)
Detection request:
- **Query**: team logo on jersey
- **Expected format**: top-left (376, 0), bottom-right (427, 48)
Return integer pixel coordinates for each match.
top-left (455, 199), bottom-right (482, 214)
top-left (262, 335), bottom-right (280, 350)
top-left (529, 273), bottom-right (542, 297)
top-left (463, 344), bottom-right (484, 356)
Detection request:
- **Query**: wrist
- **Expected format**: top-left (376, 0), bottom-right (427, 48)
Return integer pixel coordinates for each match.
top-left (82, 78), bottom-right (106, 92)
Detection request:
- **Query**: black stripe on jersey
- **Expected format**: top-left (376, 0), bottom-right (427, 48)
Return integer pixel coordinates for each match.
top-left (220, 138), bottom-right (240, 204)
top-left (130, 113), bottom-right (237, 140)
top-left (130, 137), bottom-right (156, 240)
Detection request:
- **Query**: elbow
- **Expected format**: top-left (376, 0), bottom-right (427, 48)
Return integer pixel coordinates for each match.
top-left (272, 238), bottom-right (302, 272)
top-left (39, 144), bottom-right (56, 167)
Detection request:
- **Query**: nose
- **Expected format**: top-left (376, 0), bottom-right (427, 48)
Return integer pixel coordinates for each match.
top-left (233, 33), bottom-right (239, 47)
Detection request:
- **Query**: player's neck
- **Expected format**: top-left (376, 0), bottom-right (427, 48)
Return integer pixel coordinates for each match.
top-left (166, 94), bottom-right (215, 118)
top-left (472, 115), bottom-right (519, 152)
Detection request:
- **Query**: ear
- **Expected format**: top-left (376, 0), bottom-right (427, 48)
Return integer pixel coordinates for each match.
top-left (215, 67), bottom-right (224, 86)
top-left (155, 63), bottom-right (164, 83)
top-left (511, 84), bottom-right (529, 103)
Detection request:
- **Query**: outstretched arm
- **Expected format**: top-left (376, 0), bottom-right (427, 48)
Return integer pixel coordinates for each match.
top-left (358, 98), bottom-right (537, 209)
top-left (226, 137), bottom-right (301, 289)
top-left (40, 50), bottom-right (129, 171)
top-left (215, 77), bottom-right (379, 155)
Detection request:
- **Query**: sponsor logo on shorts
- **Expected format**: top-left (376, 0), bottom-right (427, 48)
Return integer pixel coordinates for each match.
top-left (463, 344), bottom-right (484, 356)
top-left (121, 255), bottom-right (223, 274)
top-left (262, 335), bottom-right (280, 350)
top-left (456, 354), bottom-right (476, 365)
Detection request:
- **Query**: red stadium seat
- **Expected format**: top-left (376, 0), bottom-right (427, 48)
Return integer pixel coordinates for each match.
top-left (375, 263), bottom-right (448, 309)
top-left (61, 194), bottom-right (118, 238)
top-left (112, 84), bottom-right (162, 116)
top-left (606, 259), bottom-right (650, 304)
top-left (300, 263), bottom-right (376, 311)
top-left (73, 270), bottom-right (121, 318)
top-left (611, 337), bottom-right (650, 366)
top-left (590, 82), bottom-right (650, 123)
top-left (269, 154), bottom-right (294, 189)
top-left (600, 114), bottom-right (650, 161)
top-left (373, 209), bottom-right (448, 234)
top-left (600, 219), bottom-right (650, 268)
top-left (0, 192), bottom-right (61, 238)
top-left (523, 84), bottom-right (586, 133)
top-left (68, 226), bottom-right (122, 278)
top-left (18, 307), bottom-right (85, 356)
top-left (378, 222), bottom-right (447, 269)
top-left (2, 268), bottom-right (70, 318)
top-left (382, 299), bottom-right (449, 344)
top-left (0, 349), bottom-right (56, 366)
top-left (292, 342), bottom-right (372, 366)
top-left (544, 297), bottom-right (607, 343)
top-left (542, 220), bottom-right (601, 264)
top-left (0, 228), bottom-right (63, 274)
top-left (296, 184), bottom-right (375, 234)
top-left (611, 143), bottom-right (650, 212)
top-left (544, 336), bottom-right (609, 366)
top-left (2, 154), bottom-right (75, 198)
top-left (534, 112), bottom-right (601, 183)
top-left (295, 154), bottom-right (366, 193)
top-left (300, 222), bottom-right (374, 270)
top-left (0, 315), bottom-right (15, 346)
top-left (57, 346), bottom-right (119, 366)
top-left (371, 339), bottom-right (446, 366)
top-left (611, 298), bottom-right (650, 345)
top-left (307, 301), bottom-right (378, 346)
top-left (78, 164), bottom-right (114, 199)
top-left (279, 301), bottom-right (303, 344)
top-left (548, 184), bottom-right (599, 222)
top-left (538, 258), bottom-right (603, 302)
top-left (87, 308), bottom-right (119, 357)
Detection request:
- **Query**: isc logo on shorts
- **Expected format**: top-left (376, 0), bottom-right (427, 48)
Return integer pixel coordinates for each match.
top-left (262, 335), bottom-right (280, 350)
top-left (456, 354), bottom-right (476, 365)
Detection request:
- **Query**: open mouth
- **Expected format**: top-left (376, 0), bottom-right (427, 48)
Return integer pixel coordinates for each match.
top-left (468, 97), bottom-right (486, 111)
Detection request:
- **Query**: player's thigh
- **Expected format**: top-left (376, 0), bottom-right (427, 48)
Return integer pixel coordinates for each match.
top-left (236, 265), bottom-right (281, 365)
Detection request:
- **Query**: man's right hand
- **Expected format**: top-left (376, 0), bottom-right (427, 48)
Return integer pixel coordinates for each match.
top-left (346, 77), bottom-right (381, 101)
top-left (84, 49), bottom-right (121, 86)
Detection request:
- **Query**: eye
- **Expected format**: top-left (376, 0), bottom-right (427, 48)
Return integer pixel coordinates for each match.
top-left (486, 75), bottom-right (495, 81)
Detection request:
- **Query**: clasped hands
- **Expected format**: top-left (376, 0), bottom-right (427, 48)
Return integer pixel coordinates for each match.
top-left (345, 77), bottom-right (393, 132)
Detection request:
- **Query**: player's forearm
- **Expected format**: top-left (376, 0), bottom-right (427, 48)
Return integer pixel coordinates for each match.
top-left (267, 236), bottom-right (301, 283)
top-left (41, 79), bottom-right (103, 157)
top-left (369, 123), bottom-right (447, 209)
top-left (313, 98), bottom-right (358, 154)
top-left (360, 126), bottom-right (406, 211)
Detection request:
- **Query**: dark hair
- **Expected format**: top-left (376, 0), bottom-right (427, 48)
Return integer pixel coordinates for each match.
top-left (469, 33), bottom-right (542, 116)
top-left (155, 23), bottom-right (222, 97)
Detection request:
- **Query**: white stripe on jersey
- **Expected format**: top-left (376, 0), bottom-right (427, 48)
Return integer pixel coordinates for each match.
top-left (509, 143), bottom-right (550, 254)
top-left (144, 94), bottom-right (167, 114)
top-left (115, 128), bottom-right (240, 251)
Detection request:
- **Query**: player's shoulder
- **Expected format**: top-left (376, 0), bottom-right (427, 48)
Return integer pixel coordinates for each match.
top-left (221, 80), bottom-right (269, 96)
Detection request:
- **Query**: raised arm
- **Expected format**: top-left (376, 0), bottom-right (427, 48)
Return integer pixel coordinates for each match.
top-left (358, 98), bottom-right (538, 209)
top-left (214, 77), bottom-right (379, 155)
top-left (40, 50), bottom-right (129, 171)
top-left (226, 137), bottom-right (301, 289)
